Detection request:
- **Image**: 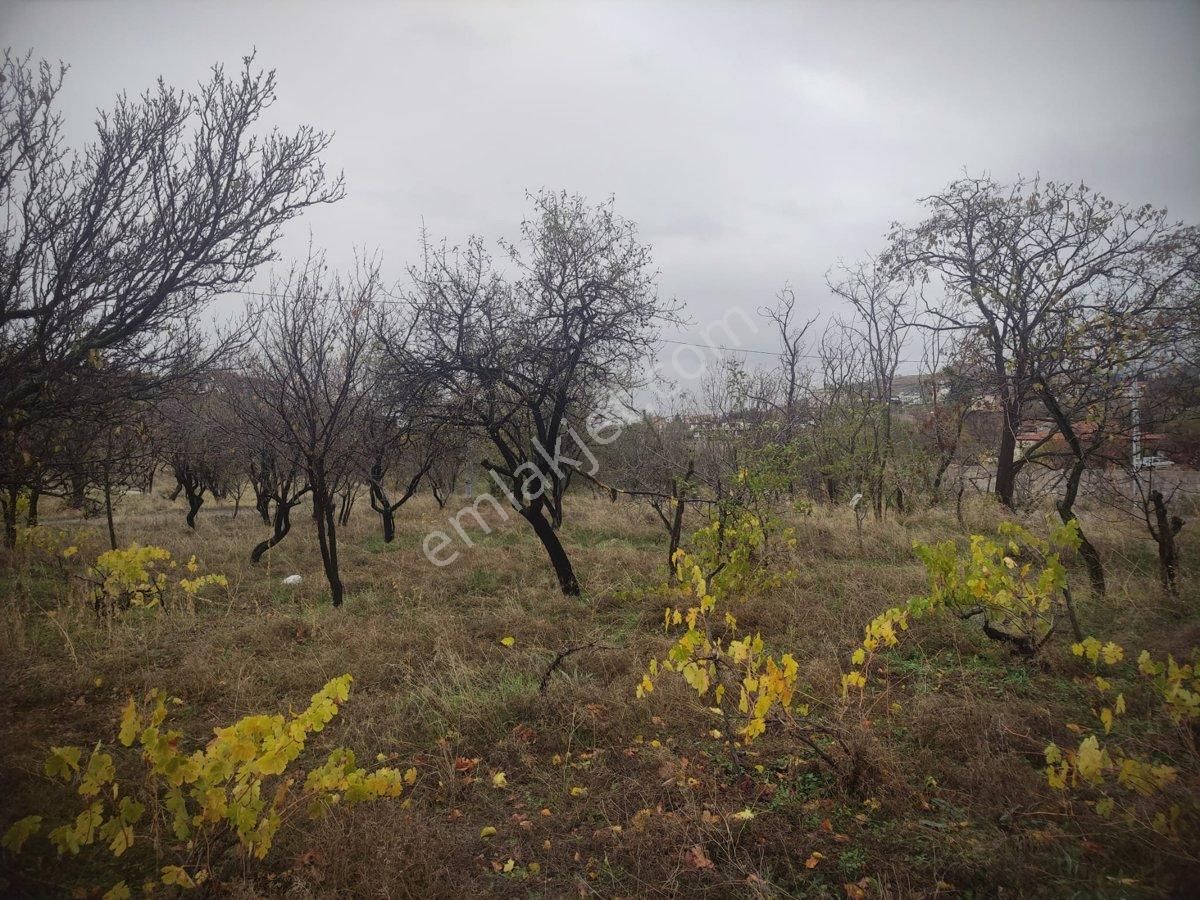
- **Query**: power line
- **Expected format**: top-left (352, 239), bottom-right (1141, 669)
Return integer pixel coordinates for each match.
top-left (656, 336), bottom-right (924, 365)
top-left (220, 287), bottom-right (928, 368)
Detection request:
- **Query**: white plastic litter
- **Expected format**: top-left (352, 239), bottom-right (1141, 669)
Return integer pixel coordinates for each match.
top-left (282, 574), bottom-right (303, 586)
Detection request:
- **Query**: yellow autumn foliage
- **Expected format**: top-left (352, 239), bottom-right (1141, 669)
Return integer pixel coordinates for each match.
top-left (2, 674), bottom-right (411, 893)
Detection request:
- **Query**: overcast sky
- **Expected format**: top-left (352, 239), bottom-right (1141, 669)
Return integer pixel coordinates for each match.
top-left (4, 0), bottom-right (1199, 375)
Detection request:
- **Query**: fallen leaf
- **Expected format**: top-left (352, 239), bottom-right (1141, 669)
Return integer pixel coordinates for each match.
top-left (685, 844), bottom-right (714, 870)
top-left (805, 851), bottom-right (825, 869)
top-left (492, 772), bottom-right (508, 789)
top-left (500, 636), bottom-right (515, 648)
top-left (480, 826), bottom-right (497, 838)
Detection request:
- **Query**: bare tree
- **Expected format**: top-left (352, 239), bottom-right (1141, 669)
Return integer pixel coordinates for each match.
top-left (216, 371), bottom-right (313, 562)
top-left (829, 259), bottom-right (911, 518)
top-left (244, 254), bottom-right (376, 606)
top-left (756, 285), bottom-right (817, 439)
top-left (0, 50), bottom-right (342, 536)
top-left (426, 439), bottom-right (469, 509)
top-left (884, 175), bottom-right (1195, 511)
top-left (806, 320), bottom-right (874, 505)
top-left (384, 191), bottom-right (679, 595)
top-left (157, 390), bottom-right (239, 529)
top-left (601, 406), bottom-right (700, 570)
top-left (920, 329), bottom-right (979, 505)
top-left (359, 382), bottom-right (442, 543)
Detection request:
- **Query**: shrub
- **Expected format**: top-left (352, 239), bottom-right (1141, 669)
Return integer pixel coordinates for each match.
top-left (88, 544), bottom-right (227, 615)
top-left (638, 513), bottom-right (804, 746)
top-left (2, 675), bottom-right (414, 895)
top-left (843, 520), bottom-right (1079, 695)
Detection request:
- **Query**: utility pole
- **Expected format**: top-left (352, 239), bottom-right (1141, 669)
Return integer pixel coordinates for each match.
top-left (1130, 374), bottom-right (1142, 469)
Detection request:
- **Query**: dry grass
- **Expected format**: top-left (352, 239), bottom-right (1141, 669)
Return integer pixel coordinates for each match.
top-left (1, 486), bottom-right (1198, 897)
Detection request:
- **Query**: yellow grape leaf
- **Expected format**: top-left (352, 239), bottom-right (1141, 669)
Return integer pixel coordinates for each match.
top-left (480, 826), bottom-right (497, 838)
top-left (492, 772), bottom-right (508, 789)
top-left (161, 866), bottom-right (196, 888)
top-left (2, 815), bottom-right (42, 853)
top-left (45, 746), bottom-right (82, 781)
top-left (730, 808), bottom-right (755, 821)
top-left (500, 636), bottom-right (515, 648)
top-left (1076, 736), bottom-right (1110, 784)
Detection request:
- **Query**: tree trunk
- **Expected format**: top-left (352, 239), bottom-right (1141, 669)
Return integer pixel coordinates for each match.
top-left (368, 479), bottom-right (396, 543)
top-left (668, 496), bottom-right (686, 572)
top-left (995, 417), bottom-right (1018, 510)
top-left (381, 501), bottom-right (396, 543)
top-left (103, 470), bottom-right (117, 550)
top-left (522, 504), bottom-right (580, 596)
top-left (185, 484), bottom-right (204, 529)
top-left (1057, 459), bottom-right (1105, 599)
top-left (313, 484), bottom-right (345, 607)
top-left (253, 475), bottom-right (272, 524)
top-left (3, 484), bottom-right (17, 548)
top-left (369, 467), bottom-right (423, 543)
top-left (666, 459), bottom-right (693, 571)
top-left (1150, 490), bottom-right (1183, 597)
top-left (69, 472), bottom-right (87, 510)
top-left (1038, 387), bottom-right (1105, 598)
top-left (26, 485), bottom-right (40, 526)
top-left (931, 453), bottom-right (955, 505)
top-left (251, 500), bottom-right (295, 564)
top-left (338, 489), bottom-right (355, 527)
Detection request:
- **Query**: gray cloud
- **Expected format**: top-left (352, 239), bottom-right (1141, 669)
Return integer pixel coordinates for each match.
top-left (4, 0), bottom-right (1198, 365)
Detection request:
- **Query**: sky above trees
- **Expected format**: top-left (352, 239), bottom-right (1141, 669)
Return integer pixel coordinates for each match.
top-left (4, 0), bottom-right (1198, 370)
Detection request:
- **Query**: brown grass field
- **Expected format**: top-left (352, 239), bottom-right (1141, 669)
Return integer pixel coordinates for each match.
top-left (1, 486), bottom-right (1197, 898)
